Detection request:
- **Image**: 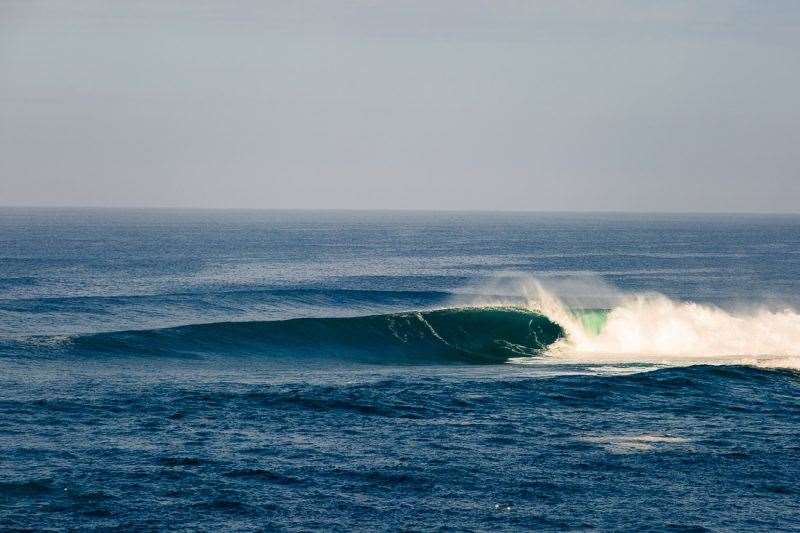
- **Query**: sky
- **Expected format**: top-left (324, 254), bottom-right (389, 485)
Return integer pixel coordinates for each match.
top-left (1, 1), bottom-right (799, 212)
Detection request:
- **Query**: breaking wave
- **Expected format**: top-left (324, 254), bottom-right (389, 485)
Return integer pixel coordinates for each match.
top-left (6, 278), bottom-right (800, 370)
top-left (482, 279), bottom-right (800, 371)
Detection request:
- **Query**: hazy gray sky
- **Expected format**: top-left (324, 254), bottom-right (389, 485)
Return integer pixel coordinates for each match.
top-left (1, 1), bottom-right (799, 211)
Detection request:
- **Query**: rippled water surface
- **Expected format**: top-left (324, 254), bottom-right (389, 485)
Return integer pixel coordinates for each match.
top-left (1, 209), bottom-right (799, 531)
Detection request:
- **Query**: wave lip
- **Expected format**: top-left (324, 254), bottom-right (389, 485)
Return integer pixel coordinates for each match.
top-left (24, 307), bottom-right (563, 365)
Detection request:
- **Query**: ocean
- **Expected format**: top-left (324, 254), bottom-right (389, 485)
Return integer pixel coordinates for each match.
top-left (1, 208), bottom-right (799, 531)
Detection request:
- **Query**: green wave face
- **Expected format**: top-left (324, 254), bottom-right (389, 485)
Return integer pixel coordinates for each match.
top-left (406, 307), bottom-right (565, 361)
top-left (48, 307), bottom-right (565, 364)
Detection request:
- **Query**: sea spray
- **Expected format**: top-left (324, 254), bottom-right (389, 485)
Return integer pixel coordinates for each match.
top-left (482, 275), bottom-right (800, 370)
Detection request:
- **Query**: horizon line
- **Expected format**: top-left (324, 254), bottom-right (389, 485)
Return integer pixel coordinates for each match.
top-left (1, 204), bottom-right (799, 217)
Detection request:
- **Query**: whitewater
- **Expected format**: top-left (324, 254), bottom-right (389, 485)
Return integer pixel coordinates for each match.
top-left (482, 278), bottom-right (800, 371)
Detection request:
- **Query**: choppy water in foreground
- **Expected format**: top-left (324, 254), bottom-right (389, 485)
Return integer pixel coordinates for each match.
top-left (1, 209), bottom-right (799, 531)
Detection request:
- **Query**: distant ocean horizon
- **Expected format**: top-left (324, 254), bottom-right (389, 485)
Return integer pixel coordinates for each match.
top-left (4, 204), bottom-right (800, 214)
top-left (2, 208), bottom-right (799, 530)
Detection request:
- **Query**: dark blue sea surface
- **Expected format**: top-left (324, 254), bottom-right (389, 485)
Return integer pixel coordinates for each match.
top-left (1, 208), bottom-right (799, 531)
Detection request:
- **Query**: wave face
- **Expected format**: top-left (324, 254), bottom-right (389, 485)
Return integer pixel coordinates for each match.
top-left (25, 307), bottom-right (563, 364)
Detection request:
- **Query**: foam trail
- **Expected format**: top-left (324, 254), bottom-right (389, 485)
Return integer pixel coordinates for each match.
top-left (473, 275), bottom-right (800, 371)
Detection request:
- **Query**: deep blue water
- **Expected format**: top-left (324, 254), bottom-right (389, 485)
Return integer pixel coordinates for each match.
top-left (1, 208), bottom-right (799, 531)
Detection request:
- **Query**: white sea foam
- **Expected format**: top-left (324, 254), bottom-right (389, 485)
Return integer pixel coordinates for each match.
top-left (467, 274), bottom-right (800, 371)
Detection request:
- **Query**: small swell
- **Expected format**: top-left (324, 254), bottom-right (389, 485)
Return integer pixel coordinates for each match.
top-left (0, 478), bottom-right (53, 496)
top-left (223, 469), bottom-right (303, 485)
